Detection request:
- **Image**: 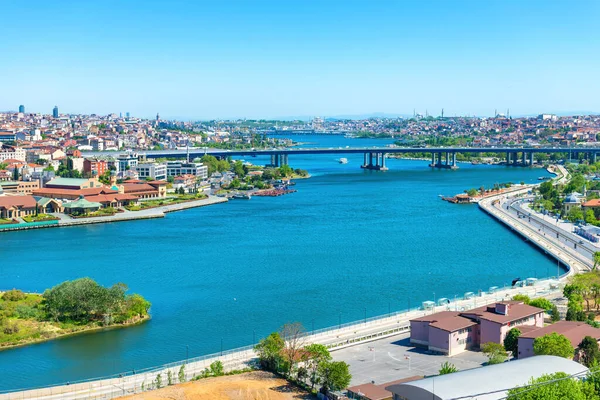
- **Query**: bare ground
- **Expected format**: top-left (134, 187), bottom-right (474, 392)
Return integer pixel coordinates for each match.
top-left (119, 371), bottom-right (313, 400)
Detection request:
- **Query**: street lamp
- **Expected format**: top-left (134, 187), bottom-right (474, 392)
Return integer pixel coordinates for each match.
top-left (186, 345), bottom-right (189, 363)
top-left (338, 313), bottom-right (342, 330)
top-left (220, 338), bottom-right (223, 356)
top-left (364, 307), bottom-right (367, 324)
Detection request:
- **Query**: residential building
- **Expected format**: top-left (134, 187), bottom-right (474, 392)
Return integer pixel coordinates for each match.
top-left (166, 160), bottom-right (208, 179)
top-left (410, 301), bottom-right (544, 356)
top-left (386, 356), bottom-right (588, 400)
top-left (517, 320), bottom-right (600, 359)
top-left (0, 131), bottom-right (17, 142)
top-left (83, 158), bottom-right (108, 177)
top-left (348, 377), bottom-right (422, 400)
top-left (136, 162), bottom-right (167, 181)
top-left (0, 146), bottom-right (26, 162)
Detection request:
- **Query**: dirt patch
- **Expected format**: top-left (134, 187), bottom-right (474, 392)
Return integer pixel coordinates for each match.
top-left (119, 371), bottom-right (313, 400)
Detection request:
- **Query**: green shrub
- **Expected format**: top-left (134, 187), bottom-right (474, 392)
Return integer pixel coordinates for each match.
top-left (15, 305), bottom-right (40, 319)
top-left (2, 289), bottom-right (27, 302)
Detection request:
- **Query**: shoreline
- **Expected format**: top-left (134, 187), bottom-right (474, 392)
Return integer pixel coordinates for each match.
top-left (0, 315), bottom-right (150, 352)
top-left (0, 196), bottom-right (228, 233)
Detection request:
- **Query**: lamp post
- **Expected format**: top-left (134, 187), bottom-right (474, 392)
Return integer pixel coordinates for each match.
top-left (253, 330), bottom-right (256, 345)
top-left (220, 338), bottom-right (223, 356)
top-left (338, 313), bottom-right (342, 330)
top-left (388, 302), bottom-right (391, 317)
top-left (186, 345), bottom-right (189, 363)
top-left (364, 307), bottom-right (367, 325)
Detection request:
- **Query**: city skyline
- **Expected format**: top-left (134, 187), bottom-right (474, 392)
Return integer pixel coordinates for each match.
top-left (2, 0), bottom-right (600, 119)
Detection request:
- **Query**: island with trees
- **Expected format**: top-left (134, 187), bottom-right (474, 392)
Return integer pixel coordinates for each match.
top-left (0, 278), bottom-right (151, 349)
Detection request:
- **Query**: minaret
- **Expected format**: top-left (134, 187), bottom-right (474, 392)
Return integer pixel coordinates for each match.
top-left (441, 108), bottom-right (444, 118)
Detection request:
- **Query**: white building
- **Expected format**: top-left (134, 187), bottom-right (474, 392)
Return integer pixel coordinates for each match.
top-left (117, 152), bottom-right (139, 172)
top-left (0, 146), bottom-right (26, 162)
top-left (166, 161), bottom-right (208, 179)
top-left (136, 162), bottom-right (167, 181)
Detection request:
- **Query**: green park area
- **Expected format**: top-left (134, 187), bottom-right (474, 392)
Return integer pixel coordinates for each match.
top-left (125, 193), bottom-right (208, 211)
top-left (0, 278), bottom-right (150, 349)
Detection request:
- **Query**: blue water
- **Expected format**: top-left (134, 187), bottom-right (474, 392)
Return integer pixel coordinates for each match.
top-left (1, 136), bottom-right (558, 391)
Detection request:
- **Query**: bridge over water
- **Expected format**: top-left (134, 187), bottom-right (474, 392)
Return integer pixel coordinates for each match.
top-left (85, 147), bottom-right (600, 170)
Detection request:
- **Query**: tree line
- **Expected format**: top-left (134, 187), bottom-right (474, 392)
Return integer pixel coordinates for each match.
top-left (254, 322), bottom-right (351, 395)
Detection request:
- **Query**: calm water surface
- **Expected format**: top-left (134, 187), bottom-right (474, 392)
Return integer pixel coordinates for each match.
top-left (1, 136), bottom-right (559, 390)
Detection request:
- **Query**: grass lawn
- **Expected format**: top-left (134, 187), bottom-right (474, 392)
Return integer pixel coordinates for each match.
top-left (125, 194), bottom-right (208, 211)
top-left (22, 214), bottom-right (59, 223)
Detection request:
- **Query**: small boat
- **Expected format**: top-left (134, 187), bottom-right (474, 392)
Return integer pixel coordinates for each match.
top-left (538, 176), bottom-right (550, 181)
top-left (339, 158), bottom-right (348, 164)
top-left (232, 193), bottom-right (251, 200)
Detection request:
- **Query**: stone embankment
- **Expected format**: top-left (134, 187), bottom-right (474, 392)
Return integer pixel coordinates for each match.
top-left (0, 197), bottom-right (228, 232)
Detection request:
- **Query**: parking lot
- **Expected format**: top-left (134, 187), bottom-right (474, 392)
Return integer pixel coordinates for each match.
top-left (331, 332), bottom-right (488, 386)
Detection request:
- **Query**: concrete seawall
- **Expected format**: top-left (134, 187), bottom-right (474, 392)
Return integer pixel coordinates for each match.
top-left (0, 196), bottom-right (228, 233)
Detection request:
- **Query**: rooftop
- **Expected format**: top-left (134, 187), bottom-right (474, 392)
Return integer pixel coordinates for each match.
top-left (519, 320), bottom-right (600, 347)
top-left (386, 355), bottom-right (589, 400)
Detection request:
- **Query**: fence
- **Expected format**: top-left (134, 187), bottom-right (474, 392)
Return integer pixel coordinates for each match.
top-left (0, 276), bottom-right (565, 399)
top-left (0, 220), bottom-right (59, 232)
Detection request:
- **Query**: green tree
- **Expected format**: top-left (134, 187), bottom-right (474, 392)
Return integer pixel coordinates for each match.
top-left (594, 252), bottom-right (600, 271)
top-left (279, 164), bottom-right (293, 177)
top-left (504, 328), bottom-right (521, 357)
top-left (99, 170), bottom-right (112, 185)
top-left (512, 294), bottom-right (531, 304)
top-left (233, 161), bottom-right (246, 177)
top-left (533, 332), bottom-right (574, 358)
top-left (317, 361), bottom-right (352, 393)
top-left (438, 361), bottom-right (458, 375)
top-left (254, 332), bottom-right (285, 372)
top-left (506, 372), bottom-right (596, 400)
top-left (304, 343), bottom-right (332, 390)
top-left (551, 305), bottom-right (560, 322)
top-left (178, 364), bottom-right (186, 383)
top-left (568, 207), bottom-right (584, 223)
top-left (467, 188), bottom-right (478, 197)
top-left (481, 342), bottom-right (507, 365)
top-left (577, 336), bottom-right (600, 367)
top-left (529, 298), bottom-right (553, 310)
top-left (209, 361), bottom-right (224, 376)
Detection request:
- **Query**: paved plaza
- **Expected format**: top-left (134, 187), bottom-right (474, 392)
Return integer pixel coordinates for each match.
top-left (331, 332), bottom-right (488, 386)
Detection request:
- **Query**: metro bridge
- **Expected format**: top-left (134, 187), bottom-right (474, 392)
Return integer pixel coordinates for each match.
top-left (84, 147), bottom-right (600, 171)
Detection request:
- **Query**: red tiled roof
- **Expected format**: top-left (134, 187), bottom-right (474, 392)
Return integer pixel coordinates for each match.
top-left (462, 302), bottom-right (543, 324)
top-left (519, 321), bottom-right (600, 348)
top-left (583, 199), bottom-right (600, 207)
top-left (0, 195), bottom-right (37, 209)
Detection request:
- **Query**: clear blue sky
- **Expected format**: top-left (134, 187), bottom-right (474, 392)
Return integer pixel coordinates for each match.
top-left (2, 0), bottom-right (599, 119)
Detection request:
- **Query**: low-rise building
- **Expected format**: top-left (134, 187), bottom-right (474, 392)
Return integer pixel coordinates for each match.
top-left (45, 177), bottom-right (101, 190)
top-left (386, 355), bottom-right (588, 400)
top-left (166, 160), bottom-right (208, 179)
top-left (136, 162), bottom-right (167, 181)
top-left (410, 301), bottom-right (544, 356)
top-left (517, 320), bottom-right (600, 359)
top-left (0, 195), bottom-right (38, 219)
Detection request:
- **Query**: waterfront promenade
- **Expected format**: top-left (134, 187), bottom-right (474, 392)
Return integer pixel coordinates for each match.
top-left (0, 196), bottom-right (228, 232)
top-left (0, 278), bottom-right (560, 400)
